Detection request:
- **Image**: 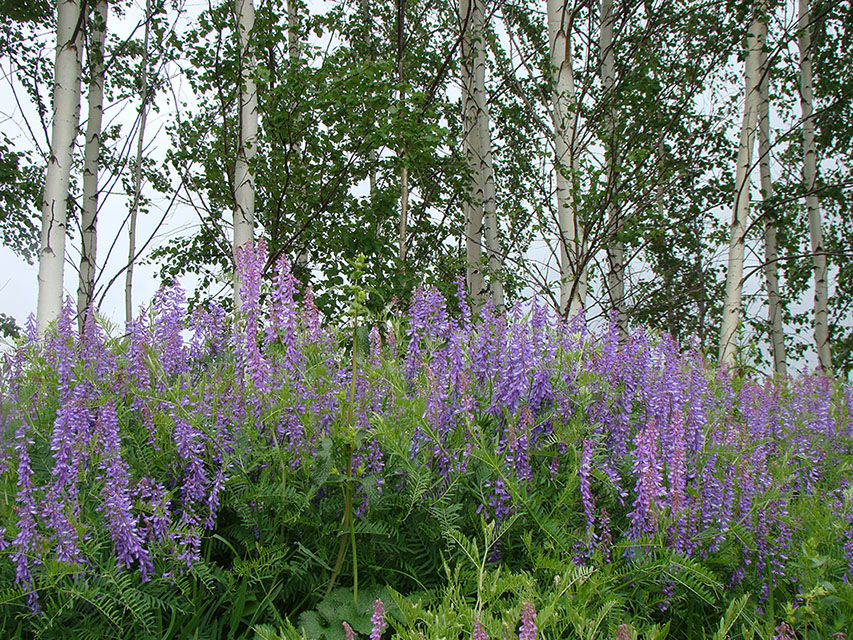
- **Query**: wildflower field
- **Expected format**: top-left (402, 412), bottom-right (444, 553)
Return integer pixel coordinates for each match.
top-left (1, 244), bottom-right (852, 639)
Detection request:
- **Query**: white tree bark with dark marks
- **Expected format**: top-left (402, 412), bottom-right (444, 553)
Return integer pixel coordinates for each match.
top-left (798, 0), bottom-right (832, 373)
top-left (758, 27), bottom-right (786, 377)
top-left (719, 1), bottom-right (765, 366)
top-left (77, 0), bottom-right (108, 329)
top-left (601, 0), bottom-right (625, 337)
top-left (37, 0), bottom-right (83, 332)
top-left (125, 0), bottom-right (152, 324)
top-left (547, 0), bottom-right (585, 319)
top-left (234, 0), bottom-right (258, 308)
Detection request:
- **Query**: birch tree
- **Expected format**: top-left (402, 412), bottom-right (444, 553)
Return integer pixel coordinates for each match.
top-left (798, 0), bottom-right (832, 373)
top-left (547, 0), bottom-right (585, 318)
top-left (397, 0), bottom-right (410, 266)
top-left (474, 1), bottom-right (505, 310)
top-left (125, 0), bottom-right (153, 324)
top-left (234, 0), bottom-right (258, 307)
top-left (36, 0), bottom-right (84, 332)
top-left (600, 0), bottom-right (625, 337)
top-left (77, 0), bottom-right (108, 329)
top-left (718, 0), bottom-right (765, 366)
top-left (757, 23), bottom-right (786, 377)
top-left (460, 0), bottom-right (486, 307)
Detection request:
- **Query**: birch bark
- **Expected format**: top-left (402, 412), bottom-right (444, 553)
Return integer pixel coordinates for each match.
top-left (397, 0), bottom-right (410, 266)
top-left (798, 0), bottom-right (833, 373)
top-left (37, 0), bottom-right (83, 332)
top-left (125, 0), bottom-right (152, 324)
top-left (601, 0), bottom-right (625, 337)
top-left (758, 30), bottom-right (786, 377)
top-left (547, 0), bottom-right (585, 318)
top-left (77, 0), bottom-right (108, 329)
top-left (460, 0), bottom-right (484, 307)
top-left (474, 0), bottom-right (505, 311)
top-left (234, 0), bottom-right (258, 307)
top-left (718, 1), bottom-right (765, 366)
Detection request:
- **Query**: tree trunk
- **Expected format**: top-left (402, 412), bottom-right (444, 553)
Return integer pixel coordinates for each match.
top-left (37, 0), bottom-right (83, 332)
top-left (718, 1), bottom-right (765, 366)
top-left (460, 0), bottom-right (485, 308)
top-left (798, 0), bottom-right (832, 373)
top-left (287, 0), bottom-right (299, 61)
top-left (234, 0), bottom-right (258, 308)
top-left (473, 0), bottom-right (505, 311)
top-left (77, 0), bottom-right (108, 330)
top-left (758, 29), bottom-right (786, 377)
top-left (547, 0), bottom-right (585, 319)
top-left (125, 0), bottom-right (152, 325)
top-left (397, 0), bottom-right (409, 266)
top-left (601, 0), bottom-right (625, 337)
top-left (360, 0), bottom-right (378, 197)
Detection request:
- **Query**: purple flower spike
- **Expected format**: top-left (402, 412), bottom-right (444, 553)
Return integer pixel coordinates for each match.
top-left (773, 623), bottom-right (795, 640)
top-left (370, 598), bottom-right (386, 640)
top-left (614, 624), bottom-right (631, 640)
top-left (11, 423), bottom-right (41, 608)
top-left (627, 417), bottom-right (663, 539)
top-left (97, 401), bottom-right (153, 580)
top-left (342, 621), bottom-right (355, 640)
top-left (473, 617), bottom-right (488, 640)
top-left (580, 439), bottom-right (596, 540)
top-left (518, 601), bottom-right (536, 640)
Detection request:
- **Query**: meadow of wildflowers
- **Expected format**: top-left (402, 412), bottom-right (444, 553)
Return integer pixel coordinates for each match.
top-left (1, 242), bottom-right (852, 639)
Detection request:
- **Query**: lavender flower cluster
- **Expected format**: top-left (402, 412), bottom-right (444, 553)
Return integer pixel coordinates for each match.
top-left (0, 240), bottom-right (851, 620)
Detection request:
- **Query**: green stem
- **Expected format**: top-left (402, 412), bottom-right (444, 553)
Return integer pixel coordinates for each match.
top-left (325, 448), bottom-right (353, 598)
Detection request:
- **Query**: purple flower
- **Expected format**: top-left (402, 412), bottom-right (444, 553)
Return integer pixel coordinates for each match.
top-left (152, 282), bottom-right (188, 378)
top-left (342, 621), bottom-right (355, 640)
top-left (614, 624), bottom-right (631, 640)
top-left (579, 439), bottom-right (596, 540)
top-left (773, 622), bottom-right (795, 640)
top-left (267, 254), bottom-right (304, 376)
top-left (10, 423), bottom-right (41, 608)
top-left (517, 601), bottom-right (536, 640)
top-left (173, 417), bottom-right (208, 505)
top-left (97, 401), bottom-right (153, 580)
top-left (456, 275), bottom-right (471, 328)
top-left (473, 617), bottom-right (488, 640)
top-left (370, 598), bottom-right (386, 640)
top-left (627, 417), bottom-right (663, 539)
top-left (135, 477), bottom-right (170, 544)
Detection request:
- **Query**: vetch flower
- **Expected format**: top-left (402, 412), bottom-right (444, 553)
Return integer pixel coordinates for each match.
top-left (370, 598), bottom-right (386, 640)
top-left (473, 617), bottom-right (488, 640)
top-left (97, 401), bottom-right (153, 580)
top-left (773, 622), bottom-right (795, 640)
top-left (517, 601), bottom-right (536, 640)
top-left (579, 439), bottom-right (596, 540)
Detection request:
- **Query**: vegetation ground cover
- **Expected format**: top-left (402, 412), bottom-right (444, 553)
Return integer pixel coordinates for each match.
top-left (1, 245), bottom-right (852, 639)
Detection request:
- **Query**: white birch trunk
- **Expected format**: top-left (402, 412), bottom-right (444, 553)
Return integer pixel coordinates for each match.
top-left (758, 32), bottom-right (787, 377)
top-left (125, 0), bottom-right (152, 325)
top-left (798, 0), bottom-right (833, 373)
top-left (601, 0), bottom-right (625, 336)
top-left (473, 0), bottom-right (505, 311)
top-left (234, 0), bottom-right (258, 307)
top-left (37, 0), bottom-right (83, 332)
top-left (460, 0), bottom-right (485, 307)
top-left (77, 0), bottom-right (107, 330)
top-left (397, 0), bottom-right (409, 266)
top-left (547, 0), bottom-right (585, 318)
top-left (718, 2), bottom-right (765, 366)
top-left (288, 0), bottom-right (311, 273)
top-left (287, 0), bottom-right (299, 61)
